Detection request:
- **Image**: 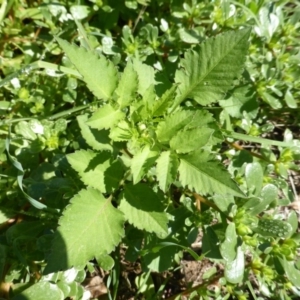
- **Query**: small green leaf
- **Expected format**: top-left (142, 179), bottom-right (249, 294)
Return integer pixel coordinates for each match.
top-left (44, 188), bottom-right (125, 274)
top-left (13, 282), bottom-right (64, 300)
top-left (220, 223), bottom-right (237, 262)
top-left (178, 150), bottom-right (244, 197)
top-left (245, 162), bottom-right (264, 196)
top-left (56, 37), bottom-right (118, 101)
top-left (96, 254), bottom-right (114, 271)
top-left (87, 104), bottom-right (125, 130)
top-left (131, 145), bottom-right (159, 184)
top-left (119, 184), bottom-right (168, 237)
top-left (116, 61), bottom-right (138, 108)
top-left (224, 246), bottom-right (244, 284)
top-left (287, 211), bottom-right (298, 237)
top-left (250, 184), bottom-right (277, 215)
top-left (156, 151), bottom-right (179, 192)
top-left (170, 127), bottom-right (214, 153)
top-left (254, 218), bottom-right (293, 238)
top-left (280, 257), bottom-right (300, 289)
top-left (109, 120), bottom-right (132, 141)
top-left (15, 121), bottom-right (37, 140)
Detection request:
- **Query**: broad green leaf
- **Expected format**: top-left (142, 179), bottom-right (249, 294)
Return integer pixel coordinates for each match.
top-left (224, 246), bottom-right (244, 284)
top-left (87, 104), bottom-right (125, 130)
top-left (116, 61), bottom-right (138, 108)
top-left (178, 150), bottom-right (244, 197)
top-left (77, 115), bottom-right (113, 151)
top-left (151, 85), bottom-right (177, 116)
top-left (174, 28), bottom-right (251, 107)
top-left (56, 37), bottom-right (118, 100)
top-left (245, 162), bottom-right (263, 196)
top-left (119, 184), bottom-right (168, 237)
top-left (170, 127), bottom-right (214, 153)
top-left (220, 223), bottom-right (237, 262)
top-left (13, 282), bottom-right (64, 300)
top-left (132, 59), bottom-right (156, 95)
top-left (131, 145), bottom-right (159, 184)
top-left (44, 188), bottom-right (125, 274)
top-left (67, 150), bottom-right (123, 193)
top-left (156, 151), bottom-right (179, 192)
top-left (156, 110), bottom-right (195, 144)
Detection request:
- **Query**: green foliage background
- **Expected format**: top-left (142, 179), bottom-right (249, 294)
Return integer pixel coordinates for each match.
top-left (0, 0), bottom-right (300, 299)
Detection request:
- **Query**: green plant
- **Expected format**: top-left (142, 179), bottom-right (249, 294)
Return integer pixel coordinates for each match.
top-left (1, 1), bottom-right (300, 299)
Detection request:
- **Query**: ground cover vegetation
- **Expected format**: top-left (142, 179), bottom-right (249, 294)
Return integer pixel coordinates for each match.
top-left (0, 0), bottom-right (300, 299)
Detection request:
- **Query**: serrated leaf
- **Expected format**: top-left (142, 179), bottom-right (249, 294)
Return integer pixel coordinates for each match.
top-left (116, 61), bottom-right (138, 108)
top-left (119, 184), bottom-right (168, 237)
top-left (156, 110), bottom-right (195, 144)
top-left (170, 127), bottom-right (214, 153)
top-left (132, 59), bottom-right (156, 95)
top-left (174, 28), bottom-right (251, 107)
top-left (183, 109), bottom-right (216, 130)
top-left (156, 151), bottom-right (179, 192)
top-left (219, 85), bottom-right (258, 119)
top-left (56, 37), bottom-right (118, 100)
top-left (109, 120), bottom-right (132, 141)
top-left (77, 115), bottom-right (113, 151)
top-left (131, 145), bottom-right (159, 184)
top-left (224, 246), bottom-right (244, 284)
top-left (13, 282), bottom-right (64, 300)
top-left (178, 150), bottom-right (244, 197)
top-left (151, 85), bottom-right (177, 116)
top-left (44, 188), bottom-right (125, 274)
top-left (220, 223), bottom-right (237, 262)
top-left (87, 104), bottom-right (125, 130)
top-left (67, 150), bottom-right (123, 193)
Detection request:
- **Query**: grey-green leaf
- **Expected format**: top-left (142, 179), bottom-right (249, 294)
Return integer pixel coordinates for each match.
top-left (220, 223), bottom-right (237, 262)
top-left (224, 246), bottom-right (244, 284)
top-left (13, 282), bottom-right (64, 300)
